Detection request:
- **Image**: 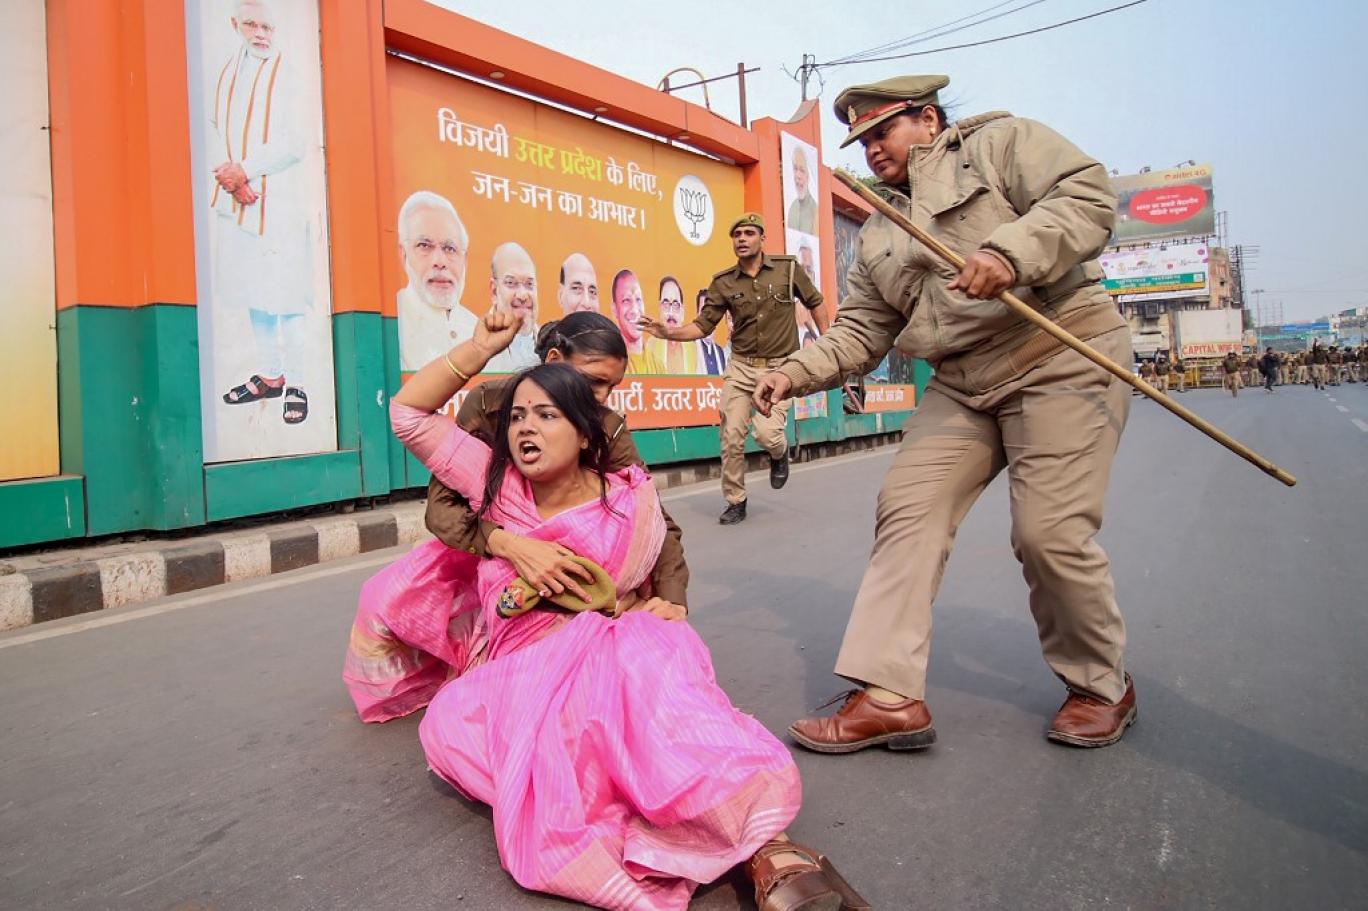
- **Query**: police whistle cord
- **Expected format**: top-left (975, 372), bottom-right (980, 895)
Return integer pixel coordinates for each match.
top-left (834, 169), bottom-right (1297, 488)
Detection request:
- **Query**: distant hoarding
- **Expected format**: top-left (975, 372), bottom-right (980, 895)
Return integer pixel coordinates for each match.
top-left (1100, 242), bottom-right (1209, 301)
top-left (1259, 321), bottom-right (1332, 351)
top-left (1175, 309), bottom-right (1242, 358)
top-left (1110, 164), bottom-right (1214, 243)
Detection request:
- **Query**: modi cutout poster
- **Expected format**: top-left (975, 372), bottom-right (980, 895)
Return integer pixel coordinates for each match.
top-left (780, 131), bottom-right (827, 420)
top-left (0, 1), bottom-right (60, 482)
top-left (387, 59), bottom-right (746, 430)
top-left (184, 0), bottom-right (338, 463)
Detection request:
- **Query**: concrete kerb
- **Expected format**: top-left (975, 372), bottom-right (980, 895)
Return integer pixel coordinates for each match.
top-left (0, 432), bottom-right (902, 633)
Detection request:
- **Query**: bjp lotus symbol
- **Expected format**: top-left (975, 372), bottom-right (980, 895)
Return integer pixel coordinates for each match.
top-left (672, 175), bottom-right (714, 246)
top-left (679, 188), bottom-right (708, 238)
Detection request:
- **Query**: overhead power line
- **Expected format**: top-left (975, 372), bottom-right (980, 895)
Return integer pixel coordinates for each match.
top-left (816, 0), bottom-right (1150, 70)
top-left (822, 0), bottom-right (1053, 67)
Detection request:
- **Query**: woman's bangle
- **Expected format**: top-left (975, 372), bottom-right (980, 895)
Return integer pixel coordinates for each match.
top-left (443, 353), bottom-right (471, 382)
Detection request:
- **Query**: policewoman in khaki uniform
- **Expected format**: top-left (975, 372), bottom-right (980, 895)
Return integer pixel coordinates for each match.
top-left (754, 75), bottom-right (1137, 751)
top-left (641, 213), bottom-right (826, 525)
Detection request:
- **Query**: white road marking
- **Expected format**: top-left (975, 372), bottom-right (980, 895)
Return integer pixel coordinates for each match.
top-left (2, 448), bottom-right (895, 647)
top-left (1328, 397), bottom-right (1337, 403)
top-left (1354, 418), bottom-right (1368, 433)
top-left (1337, 405), bottom-right (1350, 413)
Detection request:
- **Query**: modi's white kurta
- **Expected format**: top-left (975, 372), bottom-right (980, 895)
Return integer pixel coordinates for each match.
top-left (211, 45), bottom-right (310, 317)
top-left (397, 286), bottom-right (480, 372)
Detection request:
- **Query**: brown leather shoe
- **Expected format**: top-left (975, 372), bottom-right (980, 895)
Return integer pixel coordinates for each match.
top-left (746, 840), bottom-right (871, 911)
top-left (1047, 674), bottom-right (1137, 748)
top-left (747, 840), bottom-right (841, 911)
top-left (789, 688), bottom-right (936, 754)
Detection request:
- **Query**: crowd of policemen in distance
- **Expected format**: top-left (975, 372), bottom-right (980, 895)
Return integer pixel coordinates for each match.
top-left (1133, 341), bottom-right (1368, 396)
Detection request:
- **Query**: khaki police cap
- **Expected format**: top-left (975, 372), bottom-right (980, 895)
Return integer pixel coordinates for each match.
top-left (729, 212), bottom-right (765, 235)
top-left (833, 75), bottom-right (949, 148)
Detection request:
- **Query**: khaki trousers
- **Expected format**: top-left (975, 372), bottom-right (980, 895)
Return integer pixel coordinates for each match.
top-left (1311, 364), bottom-right (1328, 385)
top-left (835, 328), bottom-right (1132, 704)
top-left (719, 359), bottom-right (791, 505)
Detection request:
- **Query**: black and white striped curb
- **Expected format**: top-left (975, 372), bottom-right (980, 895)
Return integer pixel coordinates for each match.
top-left (0, 432), bottom-right (900, 633)
top-left (0, 505), bottom-right (431, 633)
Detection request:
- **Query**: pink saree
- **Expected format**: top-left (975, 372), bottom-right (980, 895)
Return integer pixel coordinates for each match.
top-left (346, 403), bottom-right (800, 910)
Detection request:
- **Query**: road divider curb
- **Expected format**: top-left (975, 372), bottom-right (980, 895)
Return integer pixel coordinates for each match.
top-left (0, 431), bottom-right (901, 633)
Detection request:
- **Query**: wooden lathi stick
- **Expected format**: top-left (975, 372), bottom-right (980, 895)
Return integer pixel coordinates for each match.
top-left (833, 168), bottom-right (1296, 487)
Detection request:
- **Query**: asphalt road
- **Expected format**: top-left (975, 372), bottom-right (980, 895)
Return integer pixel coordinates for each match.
top-left (2, 383), bottom-right (1366, 911)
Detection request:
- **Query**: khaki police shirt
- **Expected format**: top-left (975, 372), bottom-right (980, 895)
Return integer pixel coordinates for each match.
top-left (693, 254), bottom-right (824, 359)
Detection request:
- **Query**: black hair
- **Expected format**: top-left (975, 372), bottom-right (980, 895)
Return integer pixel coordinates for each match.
top-left (534, 311), bottom-right (628, 362)
top-left (881, 103), bottom-right (950, 135)
top-left (658, 275), bottom-right (682, 297)
top-left (478, 363), bottom-right (619, 520)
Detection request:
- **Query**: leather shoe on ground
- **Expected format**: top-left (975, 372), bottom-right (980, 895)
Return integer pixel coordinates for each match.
top-left (1047, 673), bottom-right (1137, 748)
top-left (769, 450), bottom-right (790, 489)
top-left (789, 688), bottom-right (936, 754)
top-left (719, 501), bottom-right (747, 525)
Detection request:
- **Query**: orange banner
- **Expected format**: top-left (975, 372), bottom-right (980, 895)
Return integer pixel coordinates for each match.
top-left (387, 57), bottom-right (744, 404)
top-left (863, 384), bottom-right (917, 413)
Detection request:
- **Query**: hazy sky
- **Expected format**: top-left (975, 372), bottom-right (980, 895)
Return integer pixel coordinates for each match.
top-left (433, 0), bottom-right (1367, 322)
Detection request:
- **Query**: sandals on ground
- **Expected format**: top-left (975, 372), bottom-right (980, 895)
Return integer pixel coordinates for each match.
top-left (747, 840), bottom-right (871, 911)
top-left (283, 386), bottom-right (309, 424)
top-left (223, 375), bottom-right (284, 405)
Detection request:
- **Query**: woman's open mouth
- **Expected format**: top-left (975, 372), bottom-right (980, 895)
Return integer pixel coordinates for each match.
top-left (516, 440), bottom-right (542, 464)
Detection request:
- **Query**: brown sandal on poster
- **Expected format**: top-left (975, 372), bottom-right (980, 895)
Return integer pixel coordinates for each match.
top-left (747, 839), bottom-right (870, 911)
top-left (282, 386), bottom-right (308, 424)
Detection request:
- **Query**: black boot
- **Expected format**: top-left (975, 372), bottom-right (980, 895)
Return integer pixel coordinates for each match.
top-left (769, 450), bottom-right (790, 489)
top-left (719, 501), bottom-right (747, 525)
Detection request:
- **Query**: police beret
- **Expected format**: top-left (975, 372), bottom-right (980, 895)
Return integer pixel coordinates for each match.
top-left (833, 74), bottom-right (950, 148)
top-left (728, 212), bottom-right (765, 235)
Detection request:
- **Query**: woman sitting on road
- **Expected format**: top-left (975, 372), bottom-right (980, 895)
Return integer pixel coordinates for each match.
top-left (363, 308), bottom-right (868, 911)
top-left (344, 310), bottom-right (688, 722)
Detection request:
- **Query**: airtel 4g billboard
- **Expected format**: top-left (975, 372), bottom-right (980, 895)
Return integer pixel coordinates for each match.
top-left (1110, 164), bottom-right (1214, 243)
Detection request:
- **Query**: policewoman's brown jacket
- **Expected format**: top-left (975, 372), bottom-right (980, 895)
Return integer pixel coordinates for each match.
top-left (777, 112), bottom-right (1124, 398)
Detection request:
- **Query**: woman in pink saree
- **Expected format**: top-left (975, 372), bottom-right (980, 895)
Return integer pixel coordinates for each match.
top-left (344, 311), bottom-right (663, 724)
top-left (372, 309), bottom-right (867, 911)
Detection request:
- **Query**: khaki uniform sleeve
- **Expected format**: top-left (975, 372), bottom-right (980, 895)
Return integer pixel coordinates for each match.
top-left (776, 248), bottom-right (904, 397)
top-left (423, 385), bottom-right (500, 556)
top-left (980, 118), bottom-right (1117, 287)
top-left (605, 416), bottom-right (689, 607)
top-left (691, 278), bottom-right (729, 336)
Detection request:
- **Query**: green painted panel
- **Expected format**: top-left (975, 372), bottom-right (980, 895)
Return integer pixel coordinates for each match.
top-left (381, 316), bottom-right (409, 488)
top-left (0, 475), bottom-right (86, 549)
top-left (56, 305), bottom-right (205, 536)
top-left (633, 425), bottom-right (720, 466)
top-left (913, 359), bottom-right (934, 392)
top-left (205, 449), bottom-right (363, 522)
top-left (333, 311), bottom-right (391, 495)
